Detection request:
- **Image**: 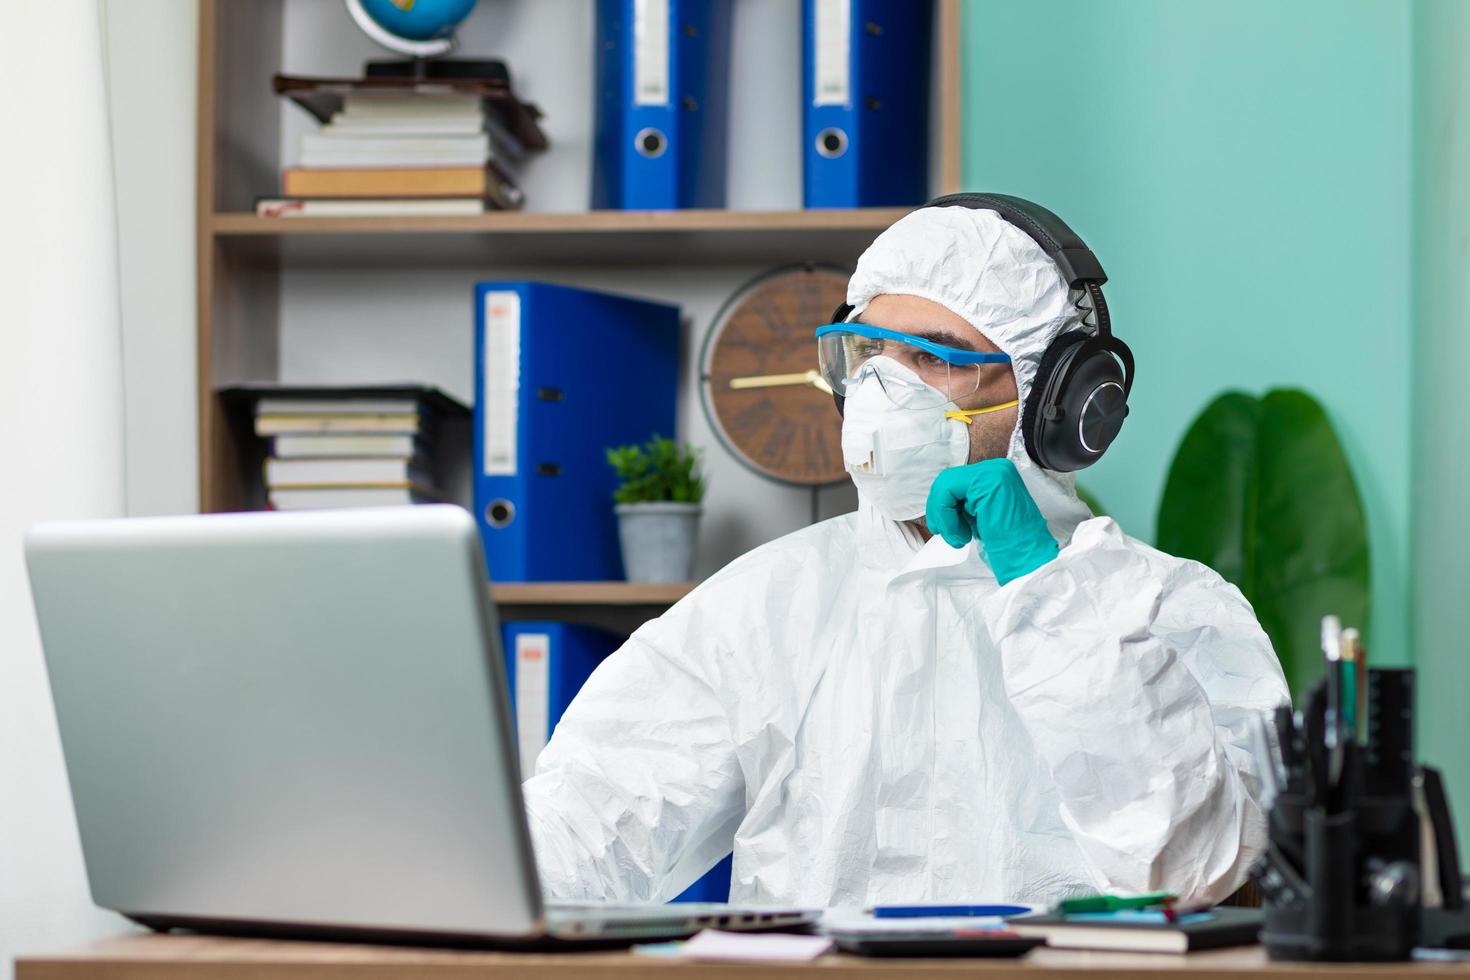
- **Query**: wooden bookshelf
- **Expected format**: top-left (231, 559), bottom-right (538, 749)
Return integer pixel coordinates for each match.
top-left (194, 0), bottom-right (963, 610)
top-left (209, 208), bottom-right (911, 264)
top-left (489, 582), bottom-right (695, 634)
top-left (211, 208), bottom-right (912, 236)
top-left (491, 582), bottom-right (694, 605)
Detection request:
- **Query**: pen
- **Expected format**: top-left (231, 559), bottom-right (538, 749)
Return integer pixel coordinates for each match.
top-left (869, 904), bottom-right (1031, 919)
top-left (1057, 892), bottom-right (1175, 914)
top-left (1340, 628), bottom-right (1359, 743)
top-left (1321, 615), bottom-right (1344, 790)
top-left (1343, 628), bottom-right (1368, 747)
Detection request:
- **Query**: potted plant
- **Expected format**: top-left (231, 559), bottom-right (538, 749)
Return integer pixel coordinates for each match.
top-left (606, 435), bottom-right (706, 583)
top-left (1156, 389), bottom-right (1369, 696)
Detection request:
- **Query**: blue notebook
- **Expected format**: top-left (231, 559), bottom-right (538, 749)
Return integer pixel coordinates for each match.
top-left (592, 0), bottom-right (733, 209)
top-left (802, 0), bottom-right (933, 208)
top-left (472, 282), bottom-right (679, 582)
top-left (673, 852), bottom-right (733, 904)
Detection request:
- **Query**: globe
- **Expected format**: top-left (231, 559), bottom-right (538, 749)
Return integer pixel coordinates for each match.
top-left (346, 0), bottom-right (479, 57)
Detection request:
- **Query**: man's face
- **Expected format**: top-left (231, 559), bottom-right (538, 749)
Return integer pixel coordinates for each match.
top-left (858, 293), bottom-right (1019, 464)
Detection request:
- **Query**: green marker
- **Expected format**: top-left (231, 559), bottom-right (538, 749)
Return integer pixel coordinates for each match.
top-left (1058, 891), bottom-right (1176, 914)
top-left (1341, 628), bottom-right (1364, 745)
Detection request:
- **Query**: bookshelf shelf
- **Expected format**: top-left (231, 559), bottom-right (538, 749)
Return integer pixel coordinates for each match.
top-left (212, 208), bottom-right (909, 236)
top-left (491, 582), bottom-right (694, 606)
top-left (209, 208), bottom-right (910, 265)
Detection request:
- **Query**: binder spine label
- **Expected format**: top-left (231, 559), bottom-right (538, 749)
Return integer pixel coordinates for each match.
top-left (634, 0), bottom-right (671, 106)
top-left (814, 0), bottom-right (851, 106)
top-left (514, 631), bottom-right (552, 776)
top-left (482, 291), bottom-right (521, 476)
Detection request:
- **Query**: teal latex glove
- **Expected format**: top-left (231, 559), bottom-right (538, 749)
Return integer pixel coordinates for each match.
top-left (925, 458), bottom-right (1060, 586)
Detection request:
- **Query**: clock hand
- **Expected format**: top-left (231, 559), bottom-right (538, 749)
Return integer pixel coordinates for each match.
top-left (728, 370), bottom-right (818, 389)
top-left (729, 369), bottom-right (834, 395)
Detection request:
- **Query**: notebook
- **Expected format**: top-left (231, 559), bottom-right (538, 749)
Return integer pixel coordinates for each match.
top-left (1006, 907), bottom-right (1263, 953)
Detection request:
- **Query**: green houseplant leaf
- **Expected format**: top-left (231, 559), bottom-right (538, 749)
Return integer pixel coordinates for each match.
top-left (1156, 389), bottom-right (1369, 696)
top-left (606, 435), bottom-right (706, 505)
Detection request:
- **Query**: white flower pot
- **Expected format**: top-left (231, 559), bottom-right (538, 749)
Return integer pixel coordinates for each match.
top-left (615, 501), bottom-right (702, 583)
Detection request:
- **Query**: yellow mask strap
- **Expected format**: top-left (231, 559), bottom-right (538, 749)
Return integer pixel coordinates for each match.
top-left (944, 399), bottom-right (1020, 425)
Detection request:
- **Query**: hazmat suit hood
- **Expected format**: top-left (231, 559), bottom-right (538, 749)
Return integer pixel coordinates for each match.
top-left (844, 205), bottom-right (1094, 545)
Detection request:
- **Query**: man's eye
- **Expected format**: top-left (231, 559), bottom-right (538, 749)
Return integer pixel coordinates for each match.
top-left (914, 352), bottom-right (945, 369)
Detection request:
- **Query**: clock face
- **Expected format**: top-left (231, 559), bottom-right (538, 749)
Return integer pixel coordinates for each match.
top-left (700, 265), bottom-right (851, 486)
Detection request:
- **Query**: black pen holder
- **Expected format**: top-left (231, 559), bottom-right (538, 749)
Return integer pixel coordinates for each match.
top-left (1257, 668), bottom-right (1424, 961)
top-left (1259, 792), bottom-right (1419, 961)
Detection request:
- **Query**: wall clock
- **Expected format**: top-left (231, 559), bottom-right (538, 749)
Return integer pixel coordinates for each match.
top-left (699, 264), bottom-right (851, 487)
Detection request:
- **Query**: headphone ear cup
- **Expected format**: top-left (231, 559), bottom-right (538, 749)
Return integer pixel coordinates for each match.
top-left (1023, 331), bottom-right (1088, 470)
top-left (1024, 332), bottom-right (1130, 472)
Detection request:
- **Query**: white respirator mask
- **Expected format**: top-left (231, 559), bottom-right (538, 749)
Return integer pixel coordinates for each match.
top-left (840, 358), bottom-right (978, 522)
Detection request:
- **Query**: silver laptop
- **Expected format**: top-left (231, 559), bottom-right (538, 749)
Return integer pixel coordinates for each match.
top-left (25, 505), bottom-right (814, 946)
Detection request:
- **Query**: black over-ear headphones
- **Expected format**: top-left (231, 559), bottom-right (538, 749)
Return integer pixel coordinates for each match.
top-left (828, 192), bottom-right (1134, 473)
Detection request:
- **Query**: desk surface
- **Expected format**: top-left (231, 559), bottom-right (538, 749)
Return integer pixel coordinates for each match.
top-left (15, 934), bottom-right (1470, 980)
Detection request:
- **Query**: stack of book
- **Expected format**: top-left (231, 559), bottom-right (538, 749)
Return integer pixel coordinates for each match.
top-left (226, 385), bottom-right (470, 511)
top-left (261, 91), bottom-right (530, 218)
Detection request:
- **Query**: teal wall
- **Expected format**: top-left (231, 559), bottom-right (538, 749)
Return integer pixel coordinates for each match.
top-left (960, 0), bottom-right (1413, 666)
top-left (1412, 0), bottom-right (1470, 849)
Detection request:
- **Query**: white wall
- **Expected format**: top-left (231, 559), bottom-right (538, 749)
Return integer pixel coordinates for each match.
top-left (0, 3), bottom-right (138, 975)
top-left (106, 0), bottom-right (200, 516)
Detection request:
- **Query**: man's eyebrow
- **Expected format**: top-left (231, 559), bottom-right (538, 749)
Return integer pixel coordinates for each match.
top-left (851, 319), bottom-right (978, 352)
top-left (907, 329), bottom-right (977, 351)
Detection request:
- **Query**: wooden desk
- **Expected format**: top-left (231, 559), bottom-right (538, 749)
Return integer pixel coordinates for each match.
top-left (15, 934), bottom-right (1470, 980)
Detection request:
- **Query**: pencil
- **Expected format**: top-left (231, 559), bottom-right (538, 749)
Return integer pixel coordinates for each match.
top-left (1339, 629), bottom-right (1358, 742)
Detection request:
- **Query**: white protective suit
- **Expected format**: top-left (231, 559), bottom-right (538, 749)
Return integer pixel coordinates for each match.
top-left (523, 207), bottom-right (1290, 907)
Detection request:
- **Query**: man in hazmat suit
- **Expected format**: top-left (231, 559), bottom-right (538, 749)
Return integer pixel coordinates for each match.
top-left (522, 195), bottom-right (1290, 908)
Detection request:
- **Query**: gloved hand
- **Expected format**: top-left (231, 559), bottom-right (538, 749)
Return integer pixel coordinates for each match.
top-left (926, 458), bottom-right (1060, 586)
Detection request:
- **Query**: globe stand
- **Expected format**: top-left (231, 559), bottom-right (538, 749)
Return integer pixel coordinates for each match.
top-left (364, 58), bottom-right (508, 83)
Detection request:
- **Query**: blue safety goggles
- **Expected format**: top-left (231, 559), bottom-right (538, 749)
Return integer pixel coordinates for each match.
top-left (815, 323), bottom-right (1011, 407)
